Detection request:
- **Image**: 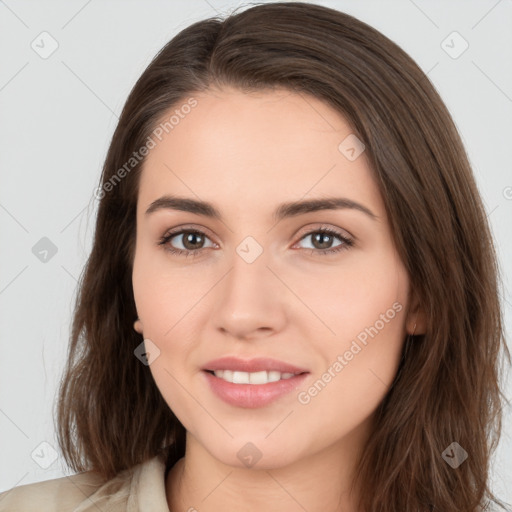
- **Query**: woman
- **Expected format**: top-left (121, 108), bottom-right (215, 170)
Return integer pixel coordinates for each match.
top-left (1, 2), bottom-right (509, 511)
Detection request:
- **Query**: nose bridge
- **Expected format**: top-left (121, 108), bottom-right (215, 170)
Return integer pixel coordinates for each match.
top-left (225, 237), bottom-right (273, 301)
top-left (212, 236), bottom-right (286, 337)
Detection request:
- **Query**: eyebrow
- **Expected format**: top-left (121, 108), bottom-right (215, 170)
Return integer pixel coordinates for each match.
top-left (145, 195), bottom-right (378, 222)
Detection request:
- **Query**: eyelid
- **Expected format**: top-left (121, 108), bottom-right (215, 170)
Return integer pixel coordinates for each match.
top-left (162, 223), bottom-right (218, 242)
top-left (294, 223), bottom-right (354, 242)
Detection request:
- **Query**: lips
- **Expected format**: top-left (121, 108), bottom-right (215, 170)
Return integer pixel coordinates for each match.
top-left (202, 369), bottom-right (309, 408)
top-left (202, 356), bottom-right (309, 374)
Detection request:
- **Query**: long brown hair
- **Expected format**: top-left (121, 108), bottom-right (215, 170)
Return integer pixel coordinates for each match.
top-left (54, 3), bottom-right (511, 510)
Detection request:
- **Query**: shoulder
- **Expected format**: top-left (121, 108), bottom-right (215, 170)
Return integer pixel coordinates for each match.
top-left (0, 453), bottom-right (169, 512)
top-left (0, 470), bottom-right (107, 512)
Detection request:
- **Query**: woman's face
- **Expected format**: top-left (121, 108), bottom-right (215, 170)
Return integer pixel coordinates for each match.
top-left (132, 86), bottom-right (415, 470)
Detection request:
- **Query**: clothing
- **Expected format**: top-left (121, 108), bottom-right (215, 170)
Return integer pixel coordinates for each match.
top-left (0, 451), bottom-right (170, 511)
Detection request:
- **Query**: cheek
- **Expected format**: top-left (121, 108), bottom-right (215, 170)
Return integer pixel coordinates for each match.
top-left (132, 249), bottom-right (204, 425)
top-left (296, 302), bottom-right (406, 440)
top-left (293, 248), bottom-right (408, 406)
top-left (132, 244), bottom-right (211, 337)
top-left (283, 246), bottom-right (407, 344)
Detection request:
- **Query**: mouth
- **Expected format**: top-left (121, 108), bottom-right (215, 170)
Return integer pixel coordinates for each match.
top-left (201, 358), bottom-right (310, 408)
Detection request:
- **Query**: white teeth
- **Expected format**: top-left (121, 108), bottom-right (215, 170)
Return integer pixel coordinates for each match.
top-left (233, 371), bottom-right (249, 384)
top-left (249, 371), bottom-right (268, 384)
top-left (212, 370), bottom-right (298, 384)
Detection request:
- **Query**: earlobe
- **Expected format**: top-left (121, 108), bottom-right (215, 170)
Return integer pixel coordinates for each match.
top-left (407, 290), bottom-right (427, 335)
top-left (133, 318), bottom-right (144, 334)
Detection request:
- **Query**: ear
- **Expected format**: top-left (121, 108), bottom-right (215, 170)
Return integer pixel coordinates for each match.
top-left (406, 288), bottom-right (427, 335)
top-left (133, 318), bottom-right (144, 334)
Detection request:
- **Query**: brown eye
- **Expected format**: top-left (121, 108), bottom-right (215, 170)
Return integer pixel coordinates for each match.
top-left (296, 227), bottom-right (354, 256)
top-left (158, 229), bottom-right (215, 257)
top-left (310, 232), bottom-right (336, 250)
top-left (179, 231), bottom-right (206, 250)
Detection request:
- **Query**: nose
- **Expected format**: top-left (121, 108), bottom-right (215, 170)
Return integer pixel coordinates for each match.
top-left (211, 246), bottom-right (287, 340)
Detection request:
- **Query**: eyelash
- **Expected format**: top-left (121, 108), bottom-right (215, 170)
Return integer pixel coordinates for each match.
top-left (158, 225), bottom-right (354, 259)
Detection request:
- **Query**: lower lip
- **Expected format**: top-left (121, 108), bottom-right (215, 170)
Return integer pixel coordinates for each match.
top-left (202, 371), bottom-right (309, 408)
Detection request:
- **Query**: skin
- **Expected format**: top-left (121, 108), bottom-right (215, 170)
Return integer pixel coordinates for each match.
top-left (132, 86), bottom-right (425, 512)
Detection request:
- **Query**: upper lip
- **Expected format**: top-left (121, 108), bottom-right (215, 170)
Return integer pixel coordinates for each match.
top-left (203, 356), bottom-right (309, 374)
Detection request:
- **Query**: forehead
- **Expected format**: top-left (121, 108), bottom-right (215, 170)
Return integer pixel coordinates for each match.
top-left (137, 87), bottom-right (383, 219)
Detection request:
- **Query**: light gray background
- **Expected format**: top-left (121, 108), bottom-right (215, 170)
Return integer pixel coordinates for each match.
top-left (1, 0), bottom-right (511, 502)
